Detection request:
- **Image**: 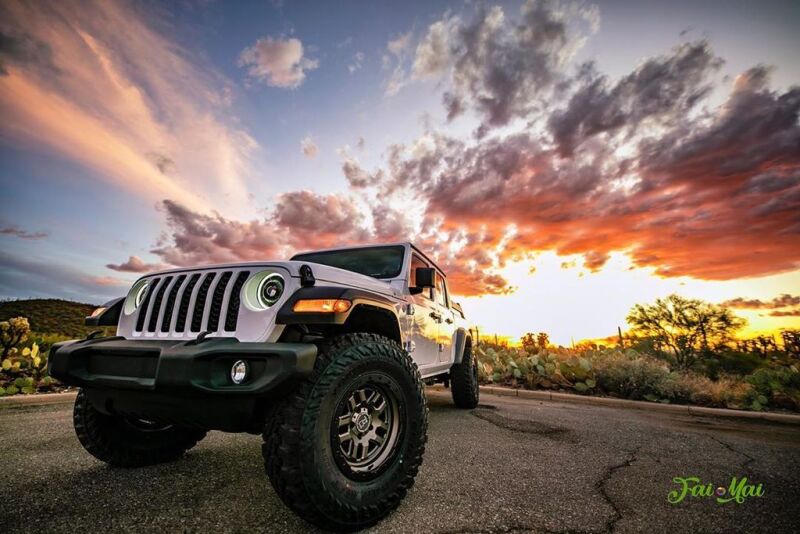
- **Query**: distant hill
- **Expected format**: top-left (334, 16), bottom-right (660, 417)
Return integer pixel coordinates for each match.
top-left (0, 299), bottom-right (104, 338)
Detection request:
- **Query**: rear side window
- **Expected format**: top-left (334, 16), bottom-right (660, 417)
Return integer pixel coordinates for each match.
top-left (410, 254), bottom-right (432, 300)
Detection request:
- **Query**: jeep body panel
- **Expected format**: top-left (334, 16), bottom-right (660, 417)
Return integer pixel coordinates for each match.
top-left (49, 242), bottom-right (471, 431)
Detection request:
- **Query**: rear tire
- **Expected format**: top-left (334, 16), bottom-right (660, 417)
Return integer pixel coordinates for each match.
top-left (73, 389), bottom-right (207, 467)
top-left (451, 339), bottom-right (479, 409)
top-left (263, 333), bottom-right (427, 531)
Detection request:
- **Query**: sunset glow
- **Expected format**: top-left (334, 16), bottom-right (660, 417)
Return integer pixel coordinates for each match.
top-left (1, 0), bottom-right (798, 344)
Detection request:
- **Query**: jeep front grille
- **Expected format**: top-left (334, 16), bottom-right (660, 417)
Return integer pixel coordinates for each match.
top-left (133, 270), bottom-right (251, 335)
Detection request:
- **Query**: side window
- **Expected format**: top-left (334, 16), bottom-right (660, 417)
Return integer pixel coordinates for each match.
top-left (410, 254), bottom-right (432, 300)
top-left (434, 273), bottom-right (448, 307)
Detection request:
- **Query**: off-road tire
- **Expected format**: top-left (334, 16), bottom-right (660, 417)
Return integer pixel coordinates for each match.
top-left (73, 389), bottom-right (207, 467)
top-left (450, 340), bottom-right (479, 409)
top-left (263, 333), bottom-right (427, 531)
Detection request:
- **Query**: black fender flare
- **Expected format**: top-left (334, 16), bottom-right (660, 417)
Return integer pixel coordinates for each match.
top-left (453, 328), bottom-right (471, 365)
top-left (84, 297), bottom-right (124, 327)
top-left (276, 286), bottom-right (400, 326)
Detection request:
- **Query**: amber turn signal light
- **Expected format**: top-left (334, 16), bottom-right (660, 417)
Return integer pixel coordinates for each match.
top-left (293, 299), bottom-right (352, 313)
top-left (90, 307), bottom-right (106, 318)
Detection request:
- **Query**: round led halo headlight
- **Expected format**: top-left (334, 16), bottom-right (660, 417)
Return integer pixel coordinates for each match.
top-left (230, 360), bottom-right (248, 384)
top-left (124, 279), bottom-right (150, 315)
top-left (134, 282), bottom-right (149, 307)
top-left (258, 273), bottom-right (285, 308)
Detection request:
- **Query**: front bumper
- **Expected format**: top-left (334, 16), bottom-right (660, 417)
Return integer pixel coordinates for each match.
top-left (49, 336), bottom-right (317, 431)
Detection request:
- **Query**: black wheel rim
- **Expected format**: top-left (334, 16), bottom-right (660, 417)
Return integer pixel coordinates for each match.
top-left (332, 381), bottom-right (402, 478)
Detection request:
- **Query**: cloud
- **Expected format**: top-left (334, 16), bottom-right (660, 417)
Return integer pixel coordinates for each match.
top-left (106, 256), bottom-right (167, 273)
top-left (300, 136), bottom-right (319, 158)
top-left (355, 53), bottom-right (800, 284)
top-left (548, 41), bottom-right (722, 156)
top-left (273, 191), bottom-right (369, 250)
top-left (769, 309), bottom-right (800, 317)
top-left (411, 17), bottom-right (456, 80)
top-left (384, 31), bottom-right (414, 96)
top-left (0, 0), bottom-right (258, 215)
top-left (406, 0), bottom-right (599, 134)
top-left (0, 254), bottom-right (125, 302)
top-left (40, 1), bottom-right (799, 301)
top-left (1, 225), bottom-right (48, 239)
top-left (150, 200), bottom-right (283, 266)
top-left (721, 294), bottom-right (800, 310)
top-left (238, 36), bottom-right (318, 88)
top-left (129, 193), bottom-right (510, 297)
top-left (0, 29), bottom-right (59, 76)
top-left (387, 31), bottom-right (413, 57)
top-left (88, 275), bottom-right (128, 287)
top-left (342, 157), bottom-right (380, 188)
top-left (348, 51), bottom-right (365, 73)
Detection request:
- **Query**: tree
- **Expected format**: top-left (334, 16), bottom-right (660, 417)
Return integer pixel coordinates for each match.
top-left (626, 295), bottom-right (745, 368)
top-left (0, 317), bottom-right (30, 359)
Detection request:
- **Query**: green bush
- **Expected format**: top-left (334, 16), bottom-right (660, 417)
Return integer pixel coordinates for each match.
top-left (593, 353), bottom-right (671, 401)
top-left (699, 351), bottom-right (767, 379)
top-left (746, 367), bottom-right (800, 410)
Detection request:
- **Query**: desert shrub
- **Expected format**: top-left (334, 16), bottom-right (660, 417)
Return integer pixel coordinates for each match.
top-left (698, 351), bottom-right (767, 379)
top-left (674, 374), bottom-right (753, 408)
top-left (1, 317), bottom-right (30, 359)
top-left (746, 367), bottom-right (800, 411)
top-left (476, 346), bottom-right (596, 394)
top-left (29, 332), bottom-right (73, 353)
top-left (593, 352), bottom-right (672, 401)
top-left (0, 315), bottom-right (62, 396)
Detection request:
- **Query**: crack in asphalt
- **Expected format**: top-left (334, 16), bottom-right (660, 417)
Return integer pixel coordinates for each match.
top-left (596, 447), bottom-right (641, 534)
top-left (707, 435), bottom-right (756, 470)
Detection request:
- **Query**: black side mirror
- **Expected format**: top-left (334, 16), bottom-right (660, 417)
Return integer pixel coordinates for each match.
top-left (414, 267), bottom-right (435, 289)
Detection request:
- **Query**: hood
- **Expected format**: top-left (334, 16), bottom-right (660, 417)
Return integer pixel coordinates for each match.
top-left (138, 260), bottom-right (400, 298)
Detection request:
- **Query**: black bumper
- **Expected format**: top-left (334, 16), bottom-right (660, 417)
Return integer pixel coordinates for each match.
top-left (49, 337), bottom-right (317, 432)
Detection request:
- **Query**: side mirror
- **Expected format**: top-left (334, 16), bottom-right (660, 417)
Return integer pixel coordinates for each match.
top-left (414, 267), bottom-right (435, 289)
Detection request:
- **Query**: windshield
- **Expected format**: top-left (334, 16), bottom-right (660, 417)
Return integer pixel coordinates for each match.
top-left (291, 245), bottom-right (405, 279)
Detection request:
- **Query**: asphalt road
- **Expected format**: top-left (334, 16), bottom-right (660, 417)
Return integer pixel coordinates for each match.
top-left (1, 390), bottom-right (799, 533)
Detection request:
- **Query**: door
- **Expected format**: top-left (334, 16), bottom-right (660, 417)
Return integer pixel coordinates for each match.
top-left (434, 273), bottom-right (455, 363)
top-left (407, 254), bottom-right (440, 367)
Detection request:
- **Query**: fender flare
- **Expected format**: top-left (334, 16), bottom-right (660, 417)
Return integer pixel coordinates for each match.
top-left (276, 286), bottom-right (400, 326)
top-left (453, 327), bottom-right (471, 365)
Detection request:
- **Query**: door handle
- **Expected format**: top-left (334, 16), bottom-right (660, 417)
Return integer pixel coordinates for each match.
top-left (429, 311), bottom-right (441, 322)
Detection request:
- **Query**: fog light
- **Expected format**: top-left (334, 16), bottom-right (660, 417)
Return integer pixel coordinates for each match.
top-left (231, 360), bottom-right (248, 384)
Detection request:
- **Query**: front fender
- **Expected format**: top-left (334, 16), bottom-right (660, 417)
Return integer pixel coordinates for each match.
top-left (276, 285), bottom-right (400, 326)
top-left (453, 328), bottom-right (470, 364)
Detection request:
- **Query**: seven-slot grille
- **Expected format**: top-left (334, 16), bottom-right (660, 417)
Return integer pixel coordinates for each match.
top-left (134, 270), bottom-right (250, 335)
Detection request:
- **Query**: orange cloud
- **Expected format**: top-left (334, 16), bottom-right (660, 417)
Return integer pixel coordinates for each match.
top-left (0, 0), bottom-right (256, 216)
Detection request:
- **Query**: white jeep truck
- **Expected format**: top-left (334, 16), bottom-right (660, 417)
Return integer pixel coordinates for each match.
top-left (49, 243), bottom-right (478, 530)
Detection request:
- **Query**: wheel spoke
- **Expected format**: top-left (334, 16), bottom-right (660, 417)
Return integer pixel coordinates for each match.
top-left (335, 383), bottom-right (401, 473)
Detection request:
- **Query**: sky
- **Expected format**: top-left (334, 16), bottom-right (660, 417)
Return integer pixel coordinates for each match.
top-left (1, 0), bottom-right (799, 345)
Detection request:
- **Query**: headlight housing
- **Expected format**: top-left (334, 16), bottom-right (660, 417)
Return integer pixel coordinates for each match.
top-left (242, 271), bottom-right (286, 311)
top-left (124, 279), bottom-right (150, 315)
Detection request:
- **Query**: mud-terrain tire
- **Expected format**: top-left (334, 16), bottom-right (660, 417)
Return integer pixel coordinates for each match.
top-left (450, 339), bottom-right (479, 409)
top-left (263, 333), bottom-right (427, 531)
top-left (73, 389), bottom-right (207, 467)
